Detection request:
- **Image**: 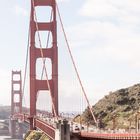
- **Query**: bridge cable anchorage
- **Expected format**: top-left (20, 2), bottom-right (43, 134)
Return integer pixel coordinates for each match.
top-left (32, 0), bottom-right (58, 120)
top-left (56, 3), bottom-right (97, 125)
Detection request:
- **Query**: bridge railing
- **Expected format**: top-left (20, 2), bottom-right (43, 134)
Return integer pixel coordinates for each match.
top-left (13, 113), bottom-right (56, 140)
top-left (35, 119), bottom-right (55, 140)
top-left (79, 131), bottom-right (140, 139)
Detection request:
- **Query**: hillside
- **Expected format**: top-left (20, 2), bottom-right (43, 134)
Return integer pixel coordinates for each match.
top-left (82, 84), bottom-right (140, 129)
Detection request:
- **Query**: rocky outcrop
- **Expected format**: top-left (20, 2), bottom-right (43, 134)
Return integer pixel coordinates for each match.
top-left (24, 130), bottom-right (49, 140)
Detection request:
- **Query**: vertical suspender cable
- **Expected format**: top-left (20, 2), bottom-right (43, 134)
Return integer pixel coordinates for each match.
top-left (22, 11), bottom-right (32, 110)
top-left (56, 4), bottom-right (97, 125)
top-left (22, 26), bottom-right (30, 108)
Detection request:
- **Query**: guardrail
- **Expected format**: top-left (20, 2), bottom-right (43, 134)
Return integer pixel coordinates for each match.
top-left (80, 132), bottom-right (140, 139)
top-left (12, 113), bottom-right (56, 140)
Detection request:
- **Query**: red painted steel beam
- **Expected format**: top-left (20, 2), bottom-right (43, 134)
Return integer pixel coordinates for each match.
top-left (36, 22), bottom-right (53, 31)
top-left (12, 71), bottom-right (21, 75)
top-left (35, 79), bottom-right (53, 92)
top-left (34, 0), bottom-right (53, 6)
top-left (35, 119), bottom-right (55, 140)
top-left (35, 48), bottom-right (53, 59)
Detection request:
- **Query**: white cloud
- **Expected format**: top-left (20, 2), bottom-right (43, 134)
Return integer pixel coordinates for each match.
top-left (67, 20), bottom-right (140, 67)
top-left (79, 0), bottom-right (140, 26)
top-left (56, 0), bottom-right (69, 3)
top-left (80, 0), bottom-right (117, 17)
top-left (67, 0), bottom-right (140, 68)
top-left (14, 5), bottom-right (28, 17)
top-left (80, 0), bottom-right (140, 17)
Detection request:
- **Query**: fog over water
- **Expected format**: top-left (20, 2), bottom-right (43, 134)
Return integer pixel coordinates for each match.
top-left (0, 136), bottom-right (10, 140)
top-left (0, 136), bottom-right (21, 140)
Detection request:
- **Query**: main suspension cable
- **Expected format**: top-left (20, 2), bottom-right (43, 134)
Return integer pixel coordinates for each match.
top-left (32, 0), bottom-right (58, 120)
top-left (22, 19), bottom-right (30, 109)
top-left (56, 4), bottom-right (97, 125)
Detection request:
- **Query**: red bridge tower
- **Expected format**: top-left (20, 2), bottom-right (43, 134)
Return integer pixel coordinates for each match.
top-left (30, 0), bottom-right (58, 129)
top-left (10, 70), bottom-right (22, 138)
top-left (11, 70), bottom-right (22, 115)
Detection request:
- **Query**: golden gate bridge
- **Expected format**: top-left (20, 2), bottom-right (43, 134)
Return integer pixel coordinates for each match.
top-left (9, 0), bottom-right (140, 140)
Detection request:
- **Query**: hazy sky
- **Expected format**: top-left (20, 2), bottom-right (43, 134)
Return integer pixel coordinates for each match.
top-left (0, 0), bottom-right (140, 112)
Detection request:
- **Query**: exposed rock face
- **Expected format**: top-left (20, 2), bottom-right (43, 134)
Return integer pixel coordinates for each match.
top-left (82, 84), bottom-right (140, 129)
